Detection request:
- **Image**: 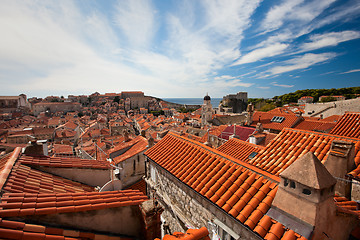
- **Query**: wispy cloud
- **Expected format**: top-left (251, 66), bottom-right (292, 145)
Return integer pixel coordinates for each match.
top-left (114, 0), bottom-right (156, 48)
top-left (299, 31), bottom-right (360, 52)
top-left (257, 86), bottom-right (270, 89)
top-left (271, 82), bottom-right (294, 88)
top-left (339, 69), bottom-right (360, 74)
top-left (233, 43), bottom-right (288, 65)
top-left (268, 53), bottom-right (336, 75)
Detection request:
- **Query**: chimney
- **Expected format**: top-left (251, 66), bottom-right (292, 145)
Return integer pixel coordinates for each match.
top-left (324, 140), bottom-right (355, 198)
top-left (123, 130), bottom-right (130, 142)
top-left (256, 123), bottom-right (263, 133)
top-left (24, 139), bottom-right (45, 156)
top-left (267, 152), bottom-right (338, 239)
top-left (147, 137), bottom-right (155, 148)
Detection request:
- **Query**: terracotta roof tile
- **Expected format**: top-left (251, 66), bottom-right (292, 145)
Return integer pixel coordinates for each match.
top-left (218, 125), bottom-right (256, 141)
top-left (334, 195), bottom-right (360, 219)
top-left (0, 190), bottom-right (148, 218)
top-left (113, 137), bottom-right (148, 164)
top-left (329, 112), bottom-right (360, 138)
top-left (2, 161), bottom-right (95, 194)
top-left (161, 227), bottom-right (210, 240)
top-left (125, 179), bottom-right (146, 195)
top-left (217, 138), bottom-right (263, 162)
top-left (19, 155), bottom-right (111, 170)
top-left (145, 133), bottom-right (305, 240)
top-left (0, 218), bottom-right (133, 240)
top-left (250, 112), bottom-right (301, 131)
top-left (292, 119), bottom-right (336, 132)
top-left (245, 128), bottom-right (360, 176)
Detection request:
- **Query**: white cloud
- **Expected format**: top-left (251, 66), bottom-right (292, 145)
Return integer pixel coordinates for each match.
top-left (114, 0), bottom-right (156, 48)
top-left (339, 69), bottom-right (360, 74)
top-left (261, 0), bottom-right (335, 33)
top-left (233, 43), bottom-right (288, 65)
top-left (261, 0), bottom-right (303, 32)
top-left (271, 82), bottom-right (294, 88)
top-left (269, 53), bottom-right (336, 75)
top-left (300, 31), bottom-right (360, 52)
top-left (257, 86), bottom-right (270, 89)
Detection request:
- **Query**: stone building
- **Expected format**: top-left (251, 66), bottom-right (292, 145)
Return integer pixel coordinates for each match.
top-left (144, 132), bottom-right (360, 240)
top-left (297, 96), bottom-right (313, 104)
top-left (219, 92), bottom-right (248, 113)
top-left (109, 135), bottom-right (149, 188)
top-left (0, 94), bottom-right (30, 113)
top-left (145, 132), bottom-right (305, 240)
top-left (32, 102), bottom-right (81, 116)
top-left (304, 97), bottom-right (360, 118)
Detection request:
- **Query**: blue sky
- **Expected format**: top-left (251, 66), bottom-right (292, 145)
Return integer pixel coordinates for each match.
top-left (0, 0), bottom-right (359, 98)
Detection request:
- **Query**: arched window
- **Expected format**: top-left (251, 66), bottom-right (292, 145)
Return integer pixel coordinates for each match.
top-left (290, 181), bottom-right (296, 189)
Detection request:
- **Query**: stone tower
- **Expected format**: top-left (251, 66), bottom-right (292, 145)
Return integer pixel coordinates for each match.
top-left (201, 93), bottom-right (212, 126)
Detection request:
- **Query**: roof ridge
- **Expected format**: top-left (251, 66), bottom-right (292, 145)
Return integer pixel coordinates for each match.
top-left (0, 147), bottom-right (21, 191)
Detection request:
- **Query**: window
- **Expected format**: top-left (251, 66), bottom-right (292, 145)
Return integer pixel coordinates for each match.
top-left (271, 116), bottom-right (285, 123)
top-left (302, 189), bottom-right (311, 195)
top-left (290, 181), bottom-right (296, 189)
top-left (248, 152), bottom-right (258, 159)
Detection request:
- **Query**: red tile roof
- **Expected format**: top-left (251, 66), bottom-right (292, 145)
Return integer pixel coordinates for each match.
top-left (250, 112), bottom-right (301, 131)
top-left (292, 119), bottom-right (336, 132)
top-left (2, 161), bottom-right (95, 194)
top-left (348, 164), bottom-right (360, 180)
top-left (0, 218), bottom-right (133, 240)
top-left (53, 144), bottom-right (73, 155)
top-left (0, 148), bottom-right (21, 191)
top-left (125, 179), bottom-right (146, 195)
top-left (319, 115), bottom-right (341, 122)
top-left (217, 138), bottom-right (263, 162)
top-left (161, 227), bottom-right (210, 240)
top-left (334, 195), bottom-right (360, 220)
top-left (246, 128), bottom-right (360, 176)
top-left (113, 138), bottom-right (148, 164)
top-left (0, 190), bottom-right (148, 218)
top-left (145, 133), bottom-right (305, 240)
top-left (19, 155), bottom-right (111, 169)
top-left (218, 125), bottom-right (256, 141)
top-left (329, 112), bottom-right (360, 138)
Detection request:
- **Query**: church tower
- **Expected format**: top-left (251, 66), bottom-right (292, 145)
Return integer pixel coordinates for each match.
top-left (201, 93), bottom-right (212, 126)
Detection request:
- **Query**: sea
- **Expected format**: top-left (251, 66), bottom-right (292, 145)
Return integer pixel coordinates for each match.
top-left (163, 98), bottom-right (222, 107)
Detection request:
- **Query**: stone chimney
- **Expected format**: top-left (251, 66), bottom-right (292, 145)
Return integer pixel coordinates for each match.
top-left (123, 130), bottom-right (130, 142)
top-left (24, 140), bottom-right (44, 156)
top-left (147, 137), bottom-right (154, 148)
top-left (256, 123), bottom-right (263, 133)
top-left (324, 140), bottom-right (355, 198)
top-left (267, 152), bottom-right (338, 239)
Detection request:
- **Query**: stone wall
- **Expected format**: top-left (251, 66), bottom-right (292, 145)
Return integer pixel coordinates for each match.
top-left (146, 160), bottom-right (263, 240)
top-left (304, 98), bottom-right (360, 118)
top-left (351, 179), bottom-right (360, 202)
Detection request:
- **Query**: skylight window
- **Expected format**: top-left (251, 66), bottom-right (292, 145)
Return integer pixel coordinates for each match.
top-left (248, 152), bottom-right (258, 159)
top-left (271, 116), bottom-right (285, 123)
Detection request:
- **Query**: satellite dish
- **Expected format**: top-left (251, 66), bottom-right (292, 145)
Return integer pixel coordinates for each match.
top-left (99, 179), bottom-right (123, 192)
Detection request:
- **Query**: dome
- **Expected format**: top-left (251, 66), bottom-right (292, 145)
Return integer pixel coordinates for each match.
top-left (204, 94), bottom-right (211, 101)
